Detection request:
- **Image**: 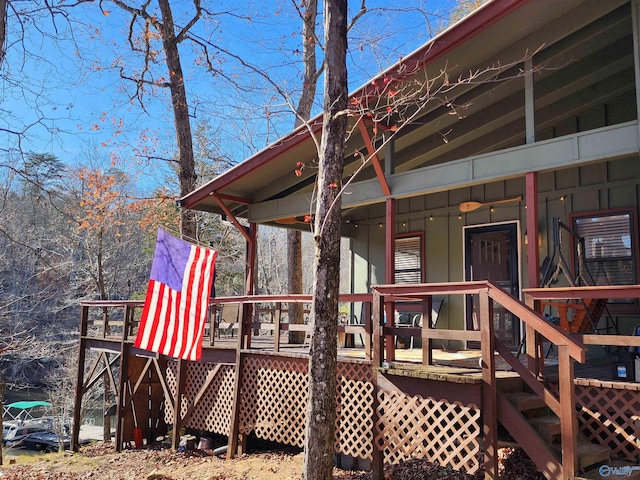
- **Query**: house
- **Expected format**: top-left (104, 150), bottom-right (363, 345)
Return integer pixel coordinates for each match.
top-left (73, 1), bottom-right (640, 478)
top-left (181, 0), bottom-right (640, 351)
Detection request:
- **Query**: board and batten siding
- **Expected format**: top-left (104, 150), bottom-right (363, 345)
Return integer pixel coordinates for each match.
top-left (349, 155), bottom-right (640, 347)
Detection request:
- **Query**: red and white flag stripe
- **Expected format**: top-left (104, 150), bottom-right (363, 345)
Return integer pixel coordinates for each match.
top-left (135, 239), bottom-right (216, 361)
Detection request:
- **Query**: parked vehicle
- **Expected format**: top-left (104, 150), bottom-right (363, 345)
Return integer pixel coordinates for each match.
top-left (3, 419), bottom-right (53, 446)
top-left (3, 401), bottom-right (54, 447)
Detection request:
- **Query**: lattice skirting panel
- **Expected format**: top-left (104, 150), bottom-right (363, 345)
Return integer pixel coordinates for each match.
top-left (164, 354), bottom-right (484, 470)
top-left (238, 355), bottom-right (309, 448)
top-left (237, 355), bottom-right (376, 460)
top-left (375, 389), bottom-right (481, 474)
top-left (165, 362), bottom-right (177, 425)
top-left (165, 361), bottom-right (236, 436)
top-left (573, 381), bottom-right (640, 462)
top-left (335, 361), bottom-right (375, 460)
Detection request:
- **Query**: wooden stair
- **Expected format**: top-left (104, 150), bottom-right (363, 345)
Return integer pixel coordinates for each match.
top-left (498, 383), bottom-right (610, 477)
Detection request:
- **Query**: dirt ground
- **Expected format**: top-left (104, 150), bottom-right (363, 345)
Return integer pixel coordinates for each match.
top-left (0, 442), bottom-right (544, 480)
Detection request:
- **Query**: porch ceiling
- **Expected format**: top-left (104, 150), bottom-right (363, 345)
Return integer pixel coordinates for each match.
top-left (181, 0), bottom-right (632, 228)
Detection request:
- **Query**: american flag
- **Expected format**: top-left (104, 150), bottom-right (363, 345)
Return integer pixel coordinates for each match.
top-left (134, 229), bottom-right (217, 361)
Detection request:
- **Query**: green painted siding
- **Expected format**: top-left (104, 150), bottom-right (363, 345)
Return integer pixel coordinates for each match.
top-left (349, 156), bottom-right (640, 347)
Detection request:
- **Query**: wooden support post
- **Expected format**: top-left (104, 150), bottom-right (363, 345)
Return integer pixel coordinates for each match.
top-left (274, 302), bottom-right (282, 352)
top-left (524, 295), bottom-right (543, 376)
top-left (384, 198), bottom-right (396, 362)
top-left (632, 0), bottom-right (640, 141)
top-left (72, 306), bottom-right (89, 452)
top-left (209, 304), bottom-right (218, 347)
top-left (123, 303), bottom-right (134, 342)
top-left (423, 296), bottom-right (433, 366)
top-left (242, 223), bottom-right (257, 350)
top-left (558, 345), bottom-right (578, 480)
top-left (371, 290), bottom-right (385, 480)
top-left (480, 291), bottom-right (498, 480)
top-left (524, 58), bottom-right (535, 145)
top-left (115, 306), bottom-right (134, 452)
top-left (364, 301), bottom-right (372, 361)
top-left (246, 223), bottom-right (257, 296)
top-left (372, 292), bottom-right (385, 368)
top-left (243, 301), bottom-right (253, 349)
top-left (525, 172), bottom-right (540, 289)
top-left (228, 306), bottom-right (247, 458)
top-left (171, 359), bottom-right (187, 450)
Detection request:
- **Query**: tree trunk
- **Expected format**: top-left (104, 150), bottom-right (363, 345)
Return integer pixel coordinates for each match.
top-left (0, 0), bottom-right (6, 68)
top-left (287, 229), bottom-right (305, 343)
top-left (288, 0), bottom-right (318, 344)
top-left (302, 0), bottom-right (348, 478)
top-left (157, 0), bottom-right (197, 240)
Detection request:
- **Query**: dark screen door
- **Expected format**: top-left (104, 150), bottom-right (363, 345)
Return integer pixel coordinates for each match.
top-left (465, 223), bottom-right (520, 349)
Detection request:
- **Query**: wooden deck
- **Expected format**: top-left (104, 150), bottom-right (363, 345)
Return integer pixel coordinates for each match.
top-left (72, 284), bottom-right (640, 480)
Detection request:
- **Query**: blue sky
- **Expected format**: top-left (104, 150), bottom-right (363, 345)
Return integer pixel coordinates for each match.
top-left (0, 0), bottom-right (461, 195)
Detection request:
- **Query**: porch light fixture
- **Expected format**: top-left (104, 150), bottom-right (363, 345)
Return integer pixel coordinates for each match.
top-left (429, 215), bottom-right (434, 221)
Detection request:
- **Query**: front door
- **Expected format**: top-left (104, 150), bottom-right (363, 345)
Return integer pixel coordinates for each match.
top-left (464, 223), bottom-right (520, 349)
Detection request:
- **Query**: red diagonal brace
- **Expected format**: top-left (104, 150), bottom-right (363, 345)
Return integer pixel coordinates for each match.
top-left (357, 118), bottom-right (391, 197)
top-left (213, 194), bottom-right (252, 244)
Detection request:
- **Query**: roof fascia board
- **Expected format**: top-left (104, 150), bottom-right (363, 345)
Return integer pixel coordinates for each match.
top-left (246, 121), bottom-right (639, 223)
top-left (182, 119), bottom-right (323, 209)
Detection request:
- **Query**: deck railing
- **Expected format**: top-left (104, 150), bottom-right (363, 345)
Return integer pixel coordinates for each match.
top-left (77, 283), bottom-right (640, 479)
top-left (523, 285), bottom-right (640, 356)
top-left (208, 293), bottom-right (373, 355)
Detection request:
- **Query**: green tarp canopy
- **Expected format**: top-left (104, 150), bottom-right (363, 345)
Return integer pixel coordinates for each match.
top-left (5, 401), bottom-right (51, 410)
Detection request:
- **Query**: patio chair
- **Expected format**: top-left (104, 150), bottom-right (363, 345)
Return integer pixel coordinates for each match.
top-left (347, 313), bottom-right (365, 347)
top-left (409, 298), bottom-right (445, 349)
top-left (217, 303), bottom-right (240, 338)
top-left (395, 312), bottom-right (414, 349)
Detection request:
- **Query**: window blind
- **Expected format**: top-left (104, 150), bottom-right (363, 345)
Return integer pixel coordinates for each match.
top-left (574, 213), bottom-right (634, 286)
top-left (395, 236), bottom-right (422, 284)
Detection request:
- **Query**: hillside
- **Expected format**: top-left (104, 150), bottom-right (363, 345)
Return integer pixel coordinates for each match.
top-left (0, 442), bottom-right (543, 479)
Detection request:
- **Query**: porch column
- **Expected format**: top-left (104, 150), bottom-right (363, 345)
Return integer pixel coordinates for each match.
top-left (525, 172), bottom-right (540, 289)
top-left (245, 223), bottom-right (257, 295)
top-left (480, 291), bottom-right (498, 479)
top-left (525, 172), bottom-right (543, 375)
top-left (384, 198), bottom-right (396, 362)
top-left (524, 57), bottom-right (535, 144)
top-left (243, 223), bottom-right (257, 349)
top-left (385, 138), bottom-right (395, 176)
top-left (633, 0), bottom-right (640, 139)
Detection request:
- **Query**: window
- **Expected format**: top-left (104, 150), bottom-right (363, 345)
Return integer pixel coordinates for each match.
top-left (572, 209), bottom-right (638, 288)
top-left (395, 234), bottom-right (424, 284)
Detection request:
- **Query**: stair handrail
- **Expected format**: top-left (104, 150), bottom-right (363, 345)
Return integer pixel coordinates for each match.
top-left (488, 282), bottom-right (584, 479)
top-left (487, 282), bottom-right (586, 363)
